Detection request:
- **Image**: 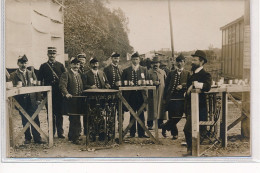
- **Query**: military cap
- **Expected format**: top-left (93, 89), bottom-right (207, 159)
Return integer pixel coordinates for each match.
top-left (77, 53), bottom-right (86, 59)
top-left (176, 54), bottom-right (186, 62)
top-left (89, 57), bottom-right (99, 64)
top-left (70, 57), bottom-right (81, 64)
top-left (111, 52), bottom-right (120, 57)
top-left (151, 56), bottom-right (160, 63)
top-left (47, 47), bottom-right (57, 54)
top-left (131, 52), bottom-right (139, 58)
top-left (17, 55), bottom-right (28, 63)
top-left (191, 50), bottom-right (207, 63)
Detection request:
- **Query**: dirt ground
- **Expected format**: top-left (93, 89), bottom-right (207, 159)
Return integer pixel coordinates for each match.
top-left (8, 102), bottom-right (250, 158)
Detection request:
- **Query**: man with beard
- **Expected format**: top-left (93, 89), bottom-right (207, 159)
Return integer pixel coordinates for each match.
top-left (103, 52), bottom-right (122, 89)
top-left (147, 56), bottom-right (167, 130)
top-left (38, 47), bottom-right (66, 138)
top-left (122, 52), bottom-right (149, 138)
top-left (161, 54), bottom-right (190, 139)
top-left (183, 50), bottom-right (212, 156)
top-left (10, 55), bottom-right (46, 144)
top-left (59, 57), bottom-right (83, 144)
top-left (77, 53), bottom-right (90, 75)
top-left (82, 58), bottom-right (110, 139)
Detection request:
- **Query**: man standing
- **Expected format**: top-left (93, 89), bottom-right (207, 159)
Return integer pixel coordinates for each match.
top-left (160, 60), bottom-right (170, 76)
top-left (122, 52), bottom-right (149, 138)
top-left (59, 57), bottom-right (83, 145)
top-left (77, 53), bottom-right (90, 75)
top-left (183, 50), bottom-right (212, 155)
top-left (82, 58), bottom-right (110, 137)
top-left (147, 56), bottom-right (167, 130)
top-left (103, 52), bottom-right (122, 89)
top-left (161, 54), bottom-right (190, 139)
top-left (10, 55), bottom-right (45, 144)
top-left (38, 47), bottom-right (66, 138)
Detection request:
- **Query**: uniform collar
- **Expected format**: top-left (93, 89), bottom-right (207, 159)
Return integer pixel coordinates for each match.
top-left (48, 60), bottom-right (56, 64)
top-left (194, 66), bottom-right (203, 74)
top-left (132, 64), bottom-right (139, 71)
top-left (18, 68), bottom-right (27, 75)
top-left (91, 69), bottom-right (98, 75)
top-left (111, 63), bottom-right (118, 68)
top-left (71, 68), bottom-right (79, 75)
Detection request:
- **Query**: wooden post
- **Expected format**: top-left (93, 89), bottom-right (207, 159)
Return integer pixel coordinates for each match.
top-left (241, 92), bottom-right (250, 139)
top-left (191, 92), bottom-right (199, 156)
top-left (153, 88), bottom-right (158, 140)
top-left (220, 92), bottom-right (228, 148)
top-left (118, 91), bottom-right (123, 144)
top-left (6, 97), bottom-right (11, 157)
top-left (47, 90), bottom-right (53, 147)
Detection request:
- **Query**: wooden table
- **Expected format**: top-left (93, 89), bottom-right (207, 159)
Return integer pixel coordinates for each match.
top-left (118, 86), bottom-right (159, 144)
top-left (191, 85), bottom-right (250, 156)
top-left (6, 86), bottom-right (53, 157)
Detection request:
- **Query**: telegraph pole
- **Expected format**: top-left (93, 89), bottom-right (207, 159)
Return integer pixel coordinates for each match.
top-left (168, 0), bottom-right (174, 58)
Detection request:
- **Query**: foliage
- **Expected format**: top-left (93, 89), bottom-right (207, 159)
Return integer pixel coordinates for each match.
top-left (64, 0), bottom-right (133, 66)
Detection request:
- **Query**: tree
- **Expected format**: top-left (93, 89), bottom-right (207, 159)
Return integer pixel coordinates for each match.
top-left (64, 0), bottom-right (133, 66)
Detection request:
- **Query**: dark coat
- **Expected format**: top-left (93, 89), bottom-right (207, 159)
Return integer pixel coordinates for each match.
top-left (82, 70), bottom-right (109, 89)
top-left (185, 68), bottom-right (212, 120)
top-left (122, 65), bottom-right (148, 82)
top-left (163, 69), bottom-right (190, 103)
top-left (103, 64), bottom-right (123, 89)
top-left (79, 64), bottom-right (91, 75)
top-left (10, 69), bottom-right (40, 108)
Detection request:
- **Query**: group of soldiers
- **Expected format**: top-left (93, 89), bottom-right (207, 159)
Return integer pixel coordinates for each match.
top-left (9, 46), bottom-right (212, 156)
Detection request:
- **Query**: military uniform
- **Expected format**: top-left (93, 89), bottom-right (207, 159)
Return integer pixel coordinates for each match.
top-left (38, 47), bottom-right (66, 137)
top-left (103, 64), bottom-right (122, 89)
top-left (59, 62), bottom-right (83, 143)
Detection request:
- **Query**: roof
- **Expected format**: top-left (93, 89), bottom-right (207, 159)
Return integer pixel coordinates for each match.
top-left (220, 16), bottom-right (244, 30)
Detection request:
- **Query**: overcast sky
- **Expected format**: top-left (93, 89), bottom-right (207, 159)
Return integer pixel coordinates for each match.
top-left (107, 0), bottom-right (244, 54)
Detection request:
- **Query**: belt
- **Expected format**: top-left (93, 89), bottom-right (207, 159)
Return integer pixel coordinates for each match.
top-left (170, 98), bottom-right (184, 101)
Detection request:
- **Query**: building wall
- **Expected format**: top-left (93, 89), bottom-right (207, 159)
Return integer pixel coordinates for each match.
top-left (5, 0), bottom-right (64, 69)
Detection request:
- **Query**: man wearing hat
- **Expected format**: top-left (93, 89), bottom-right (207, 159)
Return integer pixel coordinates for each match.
top-left (59, 57), bottom-right (83, 144)
top-left (10, 55), bottom-right (45, 144)
top-left (103, 52), bottom-right (123, 89)
top-left (147, 56), bottom-right (167, 130)
top-left (77, 53), bottom-right (90, 75)
top-left (82, 57), bottom-right (110, 137)
top-left (121, 52), bottom-right (149, 138)
top-left (183, 50), bottom-right (212, 156)
top-left (161, 54), bottom-right (190, 139)
top-left (38, 47), bottom-right (66, 138)
top-left (160, 60), bottom-right (170, 76)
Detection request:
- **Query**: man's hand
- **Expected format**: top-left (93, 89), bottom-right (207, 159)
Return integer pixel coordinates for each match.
top-left (176, 85), bottom-right (183, 90)
top-left (90, 85), bottom-right (97, 89)
top-left (36, 100), bottom-right (41, 105)
top-left (105, 84), bottom-right (111, 89)
top-left (187, 85), bottom-right (193, 96)
top-left (154, 81), bottom-right (160, 86)
top-left (65, 94), bottom-right (72, 99)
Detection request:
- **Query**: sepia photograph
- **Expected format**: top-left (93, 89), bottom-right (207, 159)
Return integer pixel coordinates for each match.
top-left (2, 0), bottom-right (256, 161)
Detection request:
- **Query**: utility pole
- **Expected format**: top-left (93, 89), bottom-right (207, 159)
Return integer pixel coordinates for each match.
top-left (168, 0), bottom-right (174, 58)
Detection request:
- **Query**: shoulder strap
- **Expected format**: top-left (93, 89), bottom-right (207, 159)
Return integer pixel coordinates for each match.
top-left (46, 62), bottom-right (59, 79)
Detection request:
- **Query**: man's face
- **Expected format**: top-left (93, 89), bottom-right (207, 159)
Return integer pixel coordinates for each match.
top-left (78, 58), bottom-right (86, 65)
top-left (71, 62), bottom-right (80, 71)
top-left (90, 62), bottom-right (99, 70)
top-left (176, 60), bottom-right (185, 69)
top-left (17, 61), bottom-right (27, 71)
top-left (48, 53), bottom-right (56, 62)
top-left (152, 62), bottom-right (160, 70)
top-left (131, 57), bottom-right (140, 66)
top-left (112, 57), bottom-right (120, 65)
top-left (191, 56), bottom-right (203, 71)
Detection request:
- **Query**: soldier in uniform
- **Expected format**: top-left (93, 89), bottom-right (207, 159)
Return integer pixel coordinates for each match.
top-left (82, 58), bottom-right (110, 138)
top-left (38, 47), bottom-right (66, 138)
top-left (59, 57), bottom-right (83, 145)
top-left (160, 60), bottom-right (171, 76)
top-left (183, 50), bottom-right (212, 156)
top-left (122, 52), bottom-right (149, 138)
top-left (77, 53), bottom-right (90, 75)
top-left (161, 54), bottom-right (190, 139)
top-left (103, 52), bottom-right (122, 89)
top-left (10, 55), bottom-right (45, 144)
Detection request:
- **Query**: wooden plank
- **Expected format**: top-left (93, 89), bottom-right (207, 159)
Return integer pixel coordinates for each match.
top-left (191, 92), bottom-right (200, 156)
top-left (118, 94), bottom-right (158, 143)
top-left (228, 114), bottom-right (247, 131)
top-left (13, 99), bottom-right (48, 140)
top-left (227, 93), bottom-right (250, 118)
top-left (47, 90), bottom-right (54, 147)
top-left (119, 86), bottom-right (156, 91)
top-left (118, 91), bottom-right (123, 144)
top-left (13, 98), bottom-right (47, 145)
top-left (6, 86), bottom-right (51, 97)
top-left (9, 97), bottom-right (14, 147)
top-left (153, 88), bottom-right (158, 140)
top-left (6, 97), bottom-right (11, 157)
top-left (220, 92), bottom-right (228, 148)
